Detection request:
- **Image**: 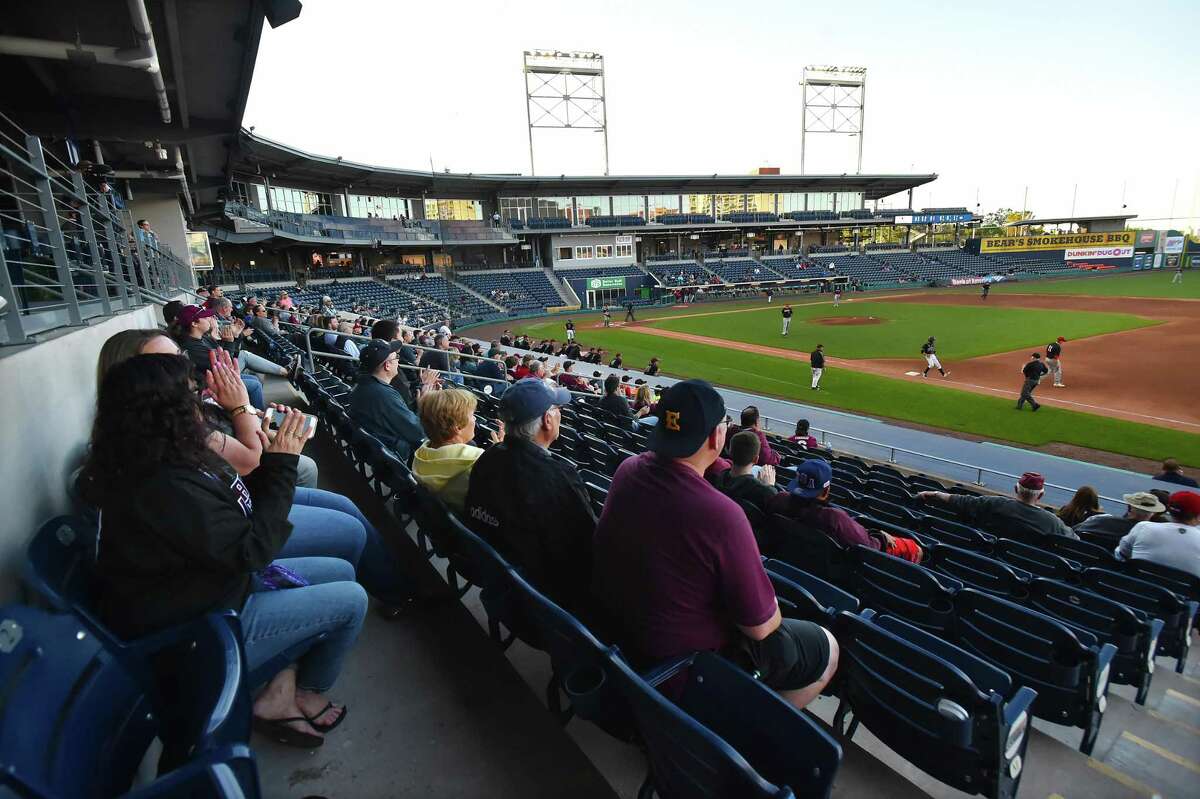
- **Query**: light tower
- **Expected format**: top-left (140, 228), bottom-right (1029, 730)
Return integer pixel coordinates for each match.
top-left (799, 65), bottom-right (867, 175)
top-left (523, 50), bottom-right (609, 176)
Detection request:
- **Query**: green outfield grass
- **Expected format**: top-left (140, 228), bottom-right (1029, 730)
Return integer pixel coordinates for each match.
top-left (978, 270), bottom-right (1200, 299)
top-left (512, 319), bottom-right (1200, 465)
top-left (644, 301), bottom-right (1155, 360)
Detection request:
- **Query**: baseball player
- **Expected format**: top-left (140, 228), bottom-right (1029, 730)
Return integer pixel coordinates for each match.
top-left (833, 284), bottom-right (842, 307)
top-left (565, 319), bottom-right (576, 341)
top-left (602, 305), bottom-right (612, 328)
top-left (920, 336), bottom-right (949, 378)
top-left (1173, 265), bottom-right (1183, 284)
top-left (624, 301), bottom-right (636, 323)
top-left (781, 304), bottom-right (793, 336)
top-left (1016, 352), bottom-right (1048, 411)
top-left (1045, 336), bottom-right (1065, 387)
top-left (810, 344), bottom-right (825, 390)
top-left (980, 282), bottom-right (991, 300)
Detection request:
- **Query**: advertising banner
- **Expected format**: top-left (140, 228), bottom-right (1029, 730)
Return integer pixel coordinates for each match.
top-left (1163, 236), bottom-right (1185, 254)
top-left (1136, 230), bottom-right (1158, 248)
top-left (614, 235), bottom-right (634, 245)
top-left (1132, 253), bottom-right (1151, 270)
top-left (981, 230), bottom-right (1134, 253)
top-left (950, 275), bottom-right (1005, 286)
top-left (186, 231), bottom-right (214, 270)
top-left (1064, 245), bottom-right (1134, 261)
top-left (895, 213), bottom-right (973, 225)
top-left (588, 276), bottom-right (626, 290)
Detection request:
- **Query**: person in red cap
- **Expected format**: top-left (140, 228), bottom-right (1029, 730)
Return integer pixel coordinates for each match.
top-left (917, 471), bottom-right (1077, 539)
top-left (1115, 490), bottom-right (1200, 579)
top-left (1046, 336), bottom-right (1066, 388)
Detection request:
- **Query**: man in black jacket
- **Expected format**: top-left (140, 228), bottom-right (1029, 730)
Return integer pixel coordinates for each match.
top-left (599, 374), bottom-right (634, 422)
top-left (419, 333), bottom-right (451, 374)
top-left (464, 379), bottom-right (596, 614)
top-left (1016, 352), bottom-right (1049, 411)
top-left (349, 341), bottom-right (428, 462)
top-left (810, 344), bottom-right (825, 390)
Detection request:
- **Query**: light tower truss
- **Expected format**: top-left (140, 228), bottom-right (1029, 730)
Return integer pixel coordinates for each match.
top-left (800, 65), bottom-right (867, 175)
top-left (523, 50), bottom-right (609, 176)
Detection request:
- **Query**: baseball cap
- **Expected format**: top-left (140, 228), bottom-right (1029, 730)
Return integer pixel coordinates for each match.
top-left (1056, 336), bottom-right (1066, 342)
top-left (1018, 472), bottom-right (1045, 491)
top-left (1167, 491), bottom-right (1200, 518)
top-left (1123, 491), bottom-right (1166, 514)
top-left (500, 378), bottom-right (571, 425)
top-left (175, 304), bottom-right (215, 328)
top-left (788, 459), bottom-right (833, 499)
top-left (358, 339), bottom-right (394, 373)
top-left (646, 379), bottom-right (726, 458)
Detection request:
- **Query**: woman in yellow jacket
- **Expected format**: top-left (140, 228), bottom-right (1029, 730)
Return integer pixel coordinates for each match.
top-left (413, 389), bottom-right (504, 511)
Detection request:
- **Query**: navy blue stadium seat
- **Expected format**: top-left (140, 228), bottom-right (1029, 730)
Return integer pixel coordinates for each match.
top-left (768, 515), bottom-right (850, 584)
top-left (607, 649), bottom-right (842, 799)
top-left (763, 559), bottom-right (859, 625)
top-left (926, 544), bottom-right (1031, 600)
top-left (951, 589), bottom-right (1115, 754)
top-left (1081, 567), bottom-right (1196, 674)
top-left (1023, 578), bottom-right (1163, 705)
top-left (922, 516), bottom-right (996, 551)
top-left (1044, 536), bottom-right (1116, 571)
top-left (833, 611), bottom-right (1035, 799)
top-left (850, 545), bottom-right (961, 635)
top-left (992, 538), bottom-right (1080, 582)
top-left (0, 603), bottom-right (259, 798)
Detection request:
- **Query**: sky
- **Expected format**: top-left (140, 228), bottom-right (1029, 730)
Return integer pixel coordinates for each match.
top-left (244, 0), bottom-right (1200, 227)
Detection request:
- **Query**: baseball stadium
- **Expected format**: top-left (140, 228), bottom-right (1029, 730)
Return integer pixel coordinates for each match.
top-left (1, 2), bottom-right (1199, 799)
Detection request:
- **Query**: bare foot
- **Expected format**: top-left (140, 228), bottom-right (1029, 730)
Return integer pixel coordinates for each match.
top-left (253, 669), bottom-right (324, 739)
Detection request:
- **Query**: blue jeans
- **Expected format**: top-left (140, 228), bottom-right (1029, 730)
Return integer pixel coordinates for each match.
top-left (241, 374), bottom-right (265, 410)
top-left (280, 488), bottom-right (411, 604)
top-left (239, 349), bottom-right (285, 376)
top-left (241, 556), bottom-right (367, 692)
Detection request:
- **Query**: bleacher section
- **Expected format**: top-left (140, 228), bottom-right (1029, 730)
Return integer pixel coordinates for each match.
top-left (811, 244), bottom-right (851, 254)
top-left (865, 250), bottom-right (975, 283)
top-left (584, 215), bottom-right (644, 227)
top-left (387, 274), bottom-right (493, 319)
top-left (782, 210), bottom-right (837, 221)
top-left (456, 270), bottom-right (563, 312)
top-left (552, 264), bottom-right (644, 282)
top-left (645, 260), bottom-right (716, 285)
top-left (224, 202), bottom-right (436, 243)
top-left (655, 213), bottom-right (714, 225)
top-left (707, 258), bottom-right (775, 283)
top-left (761, 256), bottom-right (833, 280)
top-left (810, 253), bottom-right (910, 285)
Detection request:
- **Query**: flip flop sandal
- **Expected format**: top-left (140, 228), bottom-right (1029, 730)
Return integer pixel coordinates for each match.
top-left (252, 716), bottom-right (324, 748)
top-left (304, 703), bottom-right (348, 733)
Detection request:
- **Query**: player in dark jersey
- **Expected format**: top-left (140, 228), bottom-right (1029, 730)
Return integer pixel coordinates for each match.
top-left (1017, 353), bottom-right (1049, 411)
top-left (781, 304), bottom-right (793, 336)
top-left (1045, 336), bottom-right (1065, 387)
top-left (920, 336), bottom-right (949, 378)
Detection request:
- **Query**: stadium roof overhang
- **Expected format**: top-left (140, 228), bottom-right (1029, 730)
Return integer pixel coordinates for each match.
top-left (1007, 214), bottom-right (1137, 227)
top-left (0, 0), bottom-right (302, 217)
top-left (231, 130), bottom-right (936, 203)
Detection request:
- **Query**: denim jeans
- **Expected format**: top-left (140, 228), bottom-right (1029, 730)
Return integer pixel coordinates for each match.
top-left (238, 349), bottom-right (285, 376)
top-left (280, 487), bottom-right (411, 604)
top-left (241, 556), bottom-right (367, 692)
top-left (296, 454), bottom-right (319, 488)
top-left (241, 374), bottom-right (265, 410)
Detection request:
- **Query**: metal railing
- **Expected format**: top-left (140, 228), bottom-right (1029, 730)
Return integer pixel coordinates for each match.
top-left (0, 112), bottom-right (193, 345)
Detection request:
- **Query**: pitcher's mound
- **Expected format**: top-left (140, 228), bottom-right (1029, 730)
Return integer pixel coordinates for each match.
top-left (813, 316), bottom-right (884, 326)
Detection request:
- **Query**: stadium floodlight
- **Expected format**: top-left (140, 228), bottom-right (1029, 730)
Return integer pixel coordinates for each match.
top-left (799, 65), bottom-right (867, 175)
top-left (523, 50), bottom-right (609, 176)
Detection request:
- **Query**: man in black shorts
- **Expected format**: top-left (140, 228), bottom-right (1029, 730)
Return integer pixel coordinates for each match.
top-left (1017, 352), bottom-right (1048, 411)
top-left (592, 380), bottom-right (838, 710)
top-left (624, 301), bottom-right (636, 323)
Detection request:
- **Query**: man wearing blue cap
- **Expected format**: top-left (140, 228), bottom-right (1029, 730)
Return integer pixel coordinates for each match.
top-left (593, 379), bottom-right (837, 711)
top-left (770, 460), bottom-right (923, 562)
top-left (465, 379), bottom-right (596, 613)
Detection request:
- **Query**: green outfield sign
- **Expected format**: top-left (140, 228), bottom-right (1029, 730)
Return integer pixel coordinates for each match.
top-left (588, 276), bottom-right (626, 290)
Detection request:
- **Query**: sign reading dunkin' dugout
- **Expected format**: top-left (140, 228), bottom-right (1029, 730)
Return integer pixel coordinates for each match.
top-left (980, 230), bottom-right (1135, 253)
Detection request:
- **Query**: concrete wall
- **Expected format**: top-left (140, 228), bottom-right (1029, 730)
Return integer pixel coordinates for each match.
top-left (127, 195), bottom-right (188, 259)
top-left (549, 232), bottom-right (636, 267)
top-left (0, 303), bottom-right (165, 597)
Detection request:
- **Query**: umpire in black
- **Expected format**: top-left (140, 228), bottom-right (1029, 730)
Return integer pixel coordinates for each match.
top-left (1016, 352), bottom-right (1049, 411)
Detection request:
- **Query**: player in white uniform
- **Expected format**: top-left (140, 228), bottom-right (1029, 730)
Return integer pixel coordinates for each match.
top-left (921, 336), bottom-right (949, 378)
top-left (781, 304), bottom-right (793, 336)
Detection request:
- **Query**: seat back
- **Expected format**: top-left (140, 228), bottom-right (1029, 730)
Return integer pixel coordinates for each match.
top-left (763, 560), bottom-right (859, 618)
top-left (832, 612), bottom-right (1030, 799)
top-left (863, 498), bottom-right (924, 530)
top-left (737, 501), bottom-right (774, 553)
top-left (768, 515), bottom-right (849, 583)
top-left (1121, 559), bottom-right (1200, 604)
top-left (604, 650), bottom-right (794, 799)
top-left (0, 605), bottom-right (256, 799)
top-left (23, 515), bottom-right (98, 612)
top-left (850, 546), bottom-right (960, 634)
top-left (993, 539), bottom-right (1080, 582)
top-left (925, 516), bottom-right (996, 552)
top-left (926, 545), bottom-right (1031, 600)
top-left (1046, 537), bottom-right (1116, 571)
top-left (952, 589), bottom-right (1112, 751)
top-left (1081, 567), bottom-right (1192, 666)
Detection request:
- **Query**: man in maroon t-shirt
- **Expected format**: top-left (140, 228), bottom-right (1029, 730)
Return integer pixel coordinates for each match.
top-left (726, 405), bottom-right (781, 467)
top-left (592, 380), bottom-right (838, 710)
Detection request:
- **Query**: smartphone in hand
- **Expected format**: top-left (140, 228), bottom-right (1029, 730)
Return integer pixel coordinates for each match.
top-left (262, 408), bottom-right (318, 439)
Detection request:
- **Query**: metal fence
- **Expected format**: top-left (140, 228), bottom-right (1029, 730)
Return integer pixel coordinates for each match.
top-left (0, 112), bottom-right (193, 345)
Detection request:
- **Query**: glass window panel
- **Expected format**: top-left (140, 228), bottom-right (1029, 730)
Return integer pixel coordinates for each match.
top-left (574, 245), bottom-right (594, 259)
top-left (615, 243), bottom-right (633, 257)
top-left (611, 195), bottom-right (644, 218)
top-left (499, 197), bottom-right (533, 222)
top-left (595, 244), bottom-right (613, 258)
top-left (713, 194), bottom-right (745, 218)
top-left (574, 196), bottom-right (609, 222)
top-left (685, 194), bottom-right (713, 216)
top-left (746, 193), bottom-right (775, 214)
top-left (648, 194), bottom-right (681, 221)
top-left (536, 197), bottom-right (573, 221)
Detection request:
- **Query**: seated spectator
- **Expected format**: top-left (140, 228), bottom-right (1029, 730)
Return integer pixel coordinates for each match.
top-left (788, 418), bottom-right (819, 450)
top-left (349, 340), bottom-right (435, 462)
top-left (171, 303), bottom-right (266, 411)
top-left (337, 322), bottom-right (360, 357)
top-left (727, 406), bottom-right (780, 467)
top-left (645, 357), bottom-right (660, 376)
top-left (83, 354), bottom-right (364, 749)
top-left (632, 384), bottom-right (657, 424)
top-left (917, 472), bottom-right (1077, 539)
top-left (1149, 489), bottom-right (1172, 521)
top-left (609, 352), bottom-right (623, 369)
top-left (770, 460), bottom-right (923, 563)
top-left (413, 389), bottom-right (503, 511)
top-left (712, 430), bottom-right (779, 514)
top-left (1115, 491), bottom-right (1200, 578)
top-left (370, 320), bottom-right (419, 408)
top-left (599, 374), bottom-right (634, 420)
top-left (1153, 458), bottom-right (1199, 488)
top-left (1074, 491), bottom-right (1164, 545)
top-left (593, 380), bottom-right (837, 710)
top-left (464, 379), bottom-right (595, 614)
top-left (473, 353), bottom-right (509, 396)
top-left (513, 355), bottom-right (533, 381)
top-left (1057, 485), bottom-right (1102, 527)
top-left (557, 361), bottom-right (594, 394)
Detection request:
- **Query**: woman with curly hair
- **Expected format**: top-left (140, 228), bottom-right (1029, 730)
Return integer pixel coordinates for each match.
top-left (83, 353), bottom-right (364, 748)
top-left (94, 330), bottom-right (415, 616)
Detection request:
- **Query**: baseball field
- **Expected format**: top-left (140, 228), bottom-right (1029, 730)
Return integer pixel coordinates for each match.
top-left (483, 270), bottom-right (1200, 466)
